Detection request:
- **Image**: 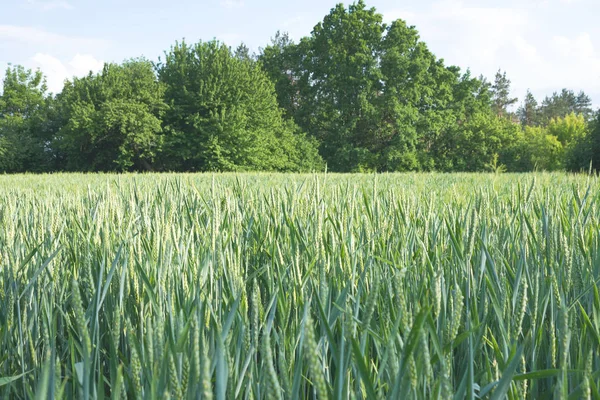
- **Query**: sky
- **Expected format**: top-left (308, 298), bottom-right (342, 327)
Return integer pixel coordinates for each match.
top-left (1, 0), bottom-right (599, 108)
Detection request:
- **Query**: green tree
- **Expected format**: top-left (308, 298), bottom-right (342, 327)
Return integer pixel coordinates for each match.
top-left (377, 19), bottom-right (466, 172)
top-left (0, 65), bottom-right (54, 172)
top-left (491, 69), bottom-right (518, 118)
top-left (516, 90), bottom-right (540, 126)
top-left (539, 89), bottom-right (593, 123)
top-left (294, 1), bottom-right (386, 171)
top-left (547, 112), bottom-right (587, 145)
top-left (261, 1), bottom-right (479, 172)
top-left (545, 113), bottom-right (589, 171)
top-left (55, 59), bottom-right (166, 171)
top-left (562, 111), bottom-right (599, 172)
top-left (415, 69), bottom-right (494, 171)
top-left (157, 40), bottom-right (322, 172)
top-left (507, 126), bottom-right (563, 171)
top-left (432, 112), bottom-right (520, 172)
top-left (234, 43), bottom-right (254, 62)
top-left (591, 113), bottom-right (600, 171)
top-left (259, 31), bottom-right (301, 118)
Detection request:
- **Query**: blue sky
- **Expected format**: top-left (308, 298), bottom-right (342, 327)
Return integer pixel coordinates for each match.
top-left (1, 0), bottom-right (599, 108)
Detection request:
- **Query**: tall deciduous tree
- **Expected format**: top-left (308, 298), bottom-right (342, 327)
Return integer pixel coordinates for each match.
top-left (259, 31), bottom-right (301, 119)
top-left (511, 126), bottom-right (564, 171)
top-left (564, 111), bottom-right (599, 172)
top-left (260, 1), bottom-right (488, 172)
top-left (433, 111), bottom-right (520, 172)
top-left (0, 65), bottom-right (54, 172)
top-left (55, 59), bottom-right (166, 171)
top-left (547, 112), bottom-right (587, 146)
top-left (295, 1), bottom-right (386, 171)
top-left (157, 40), bottom-right (322, 172)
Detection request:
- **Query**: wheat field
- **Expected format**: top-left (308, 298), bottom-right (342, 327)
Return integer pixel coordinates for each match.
top-left (0, 173), bottom-right (599, 399)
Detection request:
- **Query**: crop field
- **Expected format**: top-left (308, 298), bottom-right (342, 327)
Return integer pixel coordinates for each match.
top-left (0, 173), bottom-right (599, 399)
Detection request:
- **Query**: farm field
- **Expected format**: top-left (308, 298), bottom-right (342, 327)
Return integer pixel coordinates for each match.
top-left (1, 172), bottom-right (599, 399)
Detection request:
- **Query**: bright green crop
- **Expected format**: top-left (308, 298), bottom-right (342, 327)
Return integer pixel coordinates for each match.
top-left (0, 172), bottom-right (598, 399)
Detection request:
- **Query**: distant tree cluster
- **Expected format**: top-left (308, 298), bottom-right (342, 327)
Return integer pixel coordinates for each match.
top-left (1, 0), bottom-right (598, 173)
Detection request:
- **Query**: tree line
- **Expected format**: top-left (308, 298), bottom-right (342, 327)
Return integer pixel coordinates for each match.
top-left (1, 0), bottom-right (599, 174)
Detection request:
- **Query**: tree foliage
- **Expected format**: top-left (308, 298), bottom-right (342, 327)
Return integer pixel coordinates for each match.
top-left (0, 65), bottom-right (54, 172)
top-left (157, 40), bottom-right (322, 172)
top-left (491, 70), bottom-right (518, 118)
top-left (540, 89), bottom-right (593, 123)
top-left (259, 1), bottom-right (497, 172)
top-left (55, 59), bottom-right (166, 171)
top-left (433, 112), bottom-right (520, 172)
top-left (517, 90), bottom-right (540, 127)
top-left (564, 111), bottom-right (600, 172)
top-left (508, 126), bottom-right (564, 171)
top-left (0, 1), bottom-right (597, 174)
top-left (547, 112), bottom-right (587, 146)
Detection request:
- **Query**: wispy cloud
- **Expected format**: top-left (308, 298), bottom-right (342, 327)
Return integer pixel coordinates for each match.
top-left (385, 1), bottom-right (529, 69)
top-left (220, 0), bottom-right (244, 9)
top-left (25, 0), bottom-right (73, 11)
top-left (0, 25), bottom-right (108, 49)
top-left (382, 0), bottom-right (600, 106)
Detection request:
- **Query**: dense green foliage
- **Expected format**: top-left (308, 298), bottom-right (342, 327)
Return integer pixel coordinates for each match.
top-left (0, 65), bottom-right (55, 172)
top-left (156, 41), bottom-right (322, 172)
top-left (259, 3), bottom-right (496, 172)
top-left (0, 0), bottom-right (598, 173)
top-left (1, 173), bottom-right (600, 399)
top-left (54, 60), bottom-right (166, 172)
top-left (569, 114), bottom-right (600, 172)
top-left (259, 2), bottom-right (597, 173)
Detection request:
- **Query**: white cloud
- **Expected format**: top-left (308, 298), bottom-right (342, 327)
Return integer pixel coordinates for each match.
top-left (34, 53), bottom-right (104, 93)
top-left (31, 53), bottom-right (104, 94)
top-left (421, 1), bottom-right (529, 64)
top-left (220, 0), bottom-right (244, 9)
top-left (0, 25), bottom-right (109, 94)
top-left (513, 36), bottom-right (541, 64)
top-left (0, 25), bottom-right (108, 50)
top-left (1, 51), bottom-right (113, 96)
top-left (549, 34), bottom-right (600, 85)
top-left (386, 1), bottom-right (529, 62)
top-left (554, 33), bottom-right (595, 59)
top-left (25, 0), bottom-right (73, 11)
top-left (383, 1), bottom-right (600, 107)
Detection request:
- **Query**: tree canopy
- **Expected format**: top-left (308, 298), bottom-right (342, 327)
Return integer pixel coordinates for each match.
top-left (259, 2), bottom-right (507, 172)
top-left (0, 0), bottom-right (597, 174)
top-left (54, 59), bottom-right (166, 172)
top-left (157, 40), bottom-right (322, 172)
top-left (0, 65), bottom-right (54, 172)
